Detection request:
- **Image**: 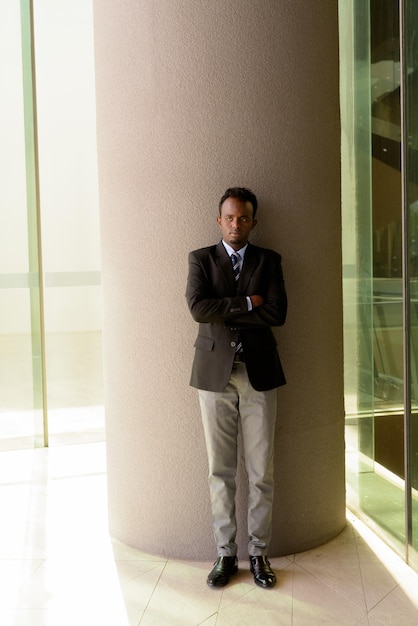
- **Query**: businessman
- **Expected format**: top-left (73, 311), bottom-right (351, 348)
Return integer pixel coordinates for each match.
top-left (186, 187), bottom-right (287, 588)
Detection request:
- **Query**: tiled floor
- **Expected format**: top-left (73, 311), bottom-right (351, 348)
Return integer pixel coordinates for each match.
top-left (1, 443), bottom-right (418, 625)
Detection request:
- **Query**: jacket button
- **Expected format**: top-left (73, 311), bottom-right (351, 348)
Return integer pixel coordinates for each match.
top-left (231, 342), bottom-right (236, 348)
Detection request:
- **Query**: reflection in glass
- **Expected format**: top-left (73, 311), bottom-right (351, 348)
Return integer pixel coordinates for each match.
top-left (341, 0), bottom-right (406, 560)
top-left (404, 0), bottom-right (418, 569)
top-left (342, 0), bottom-right (418, 568)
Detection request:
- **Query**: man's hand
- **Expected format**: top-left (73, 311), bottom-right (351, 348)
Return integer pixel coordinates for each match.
top-left (250, 295), bottom-right (264, 308)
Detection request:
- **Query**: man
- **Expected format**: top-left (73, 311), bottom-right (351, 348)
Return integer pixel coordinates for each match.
top-left (186, 187), bottom-right (287, 588)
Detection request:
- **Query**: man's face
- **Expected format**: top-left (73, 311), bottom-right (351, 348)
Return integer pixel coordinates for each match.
top-left (217, 197), bottom-right (257, 250)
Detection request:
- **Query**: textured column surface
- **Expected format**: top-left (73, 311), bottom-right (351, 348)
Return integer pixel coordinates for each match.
top-left (93, 0), bottom-right (345, 559)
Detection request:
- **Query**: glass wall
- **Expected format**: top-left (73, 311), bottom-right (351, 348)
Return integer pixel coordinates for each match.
top-left (404, 0), bottom-right (418, 570)
top-left (0, 0), bottom-right (43, 449)
top-left (340, 0), bottom-right (418, 569)
top-left (0, 0), bottom-right (103, 450)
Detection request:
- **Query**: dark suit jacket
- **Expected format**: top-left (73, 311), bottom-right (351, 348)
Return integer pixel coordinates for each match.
top-left (186, 241), bottom-right (287, 392)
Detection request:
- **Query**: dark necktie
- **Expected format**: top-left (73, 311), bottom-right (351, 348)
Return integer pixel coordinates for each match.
top-left (230, 253), bottom-right (243, 354)
top-left (231, 253), bottom-right (240, 282)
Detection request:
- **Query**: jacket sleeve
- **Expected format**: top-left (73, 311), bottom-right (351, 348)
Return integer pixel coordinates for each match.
top-left (186, 251), bottom-right (249, 322)
top-left (226, 250), bottom-right (287, 329)
top-left (186, 248), bottom-right (287, 328)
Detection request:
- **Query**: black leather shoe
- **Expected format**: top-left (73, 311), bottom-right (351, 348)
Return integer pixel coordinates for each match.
top-left (250, 556), bottom-right (276, 588)
top-left (207, 556), bottom-right (238, 587)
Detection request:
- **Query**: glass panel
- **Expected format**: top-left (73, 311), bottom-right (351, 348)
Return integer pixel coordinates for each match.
top-left (340, 0), bottom-right (375, 511)
top-left (0, 0), bottom-right (45, 450)
top-left (341, 0), bottom-right (407, 559)
top-left (405, 0), bottom-right (418, 568)
top-left (369, 0), bottom-right (405, 549)
top-left (0, 291), bottom-right (41, 450)
top-left (44, 287), bottom-right (104, 445)
top-left (0, 2), bottom-right (29, 274)
top-left (33, 0), bottom-right (104, 444)
top-left (0, 0), bottom-right (103, 450)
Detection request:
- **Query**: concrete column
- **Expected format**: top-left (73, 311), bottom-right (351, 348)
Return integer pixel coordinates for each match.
top-left (93, 0), bottom-right (345, 559)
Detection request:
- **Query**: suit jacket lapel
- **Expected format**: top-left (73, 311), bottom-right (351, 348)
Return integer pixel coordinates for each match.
top-left (238, 243), bottom-right (259, 295)
top-left (215, 241), bottom-right (236, 292)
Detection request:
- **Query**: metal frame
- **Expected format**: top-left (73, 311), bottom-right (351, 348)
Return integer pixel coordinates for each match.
top-left (20, 0), bottom-right (48, 446)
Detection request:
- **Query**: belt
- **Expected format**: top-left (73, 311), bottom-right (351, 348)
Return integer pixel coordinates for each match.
top-left (233, 352), bottom-right (246, 363)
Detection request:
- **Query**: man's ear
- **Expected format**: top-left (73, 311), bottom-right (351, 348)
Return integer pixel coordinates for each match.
top-left (216, 216), bottom-right (221, 226)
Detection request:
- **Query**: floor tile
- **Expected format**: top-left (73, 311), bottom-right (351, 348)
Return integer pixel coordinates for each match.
top-left (358, 560), bottom-right (399, 611)
top-left (295, 526), bottom-right (368, 612)
top-left (1, 443), bottom-right (418, 625)
top-left (139, 560), bottom-right (223, 625)
top-left (198, 616), bottom-right (218, 626)
top-left (0, 606), bottom-right (131, 626)
top-left (368, 584), bottom-right (418, 625)
top-left (0, 560), bottom-right (43, 607)
top-left (217, 583), bottom-right (293, 626)
top-left (113, 560), bottom-right (169, 625)
top-left (291, 563), bottom-right (367, 625)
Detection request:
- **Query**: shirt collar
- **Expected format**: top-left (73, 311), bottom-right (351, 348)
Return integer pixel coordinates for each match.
top-left (222, 241), bottom-right (249, 259)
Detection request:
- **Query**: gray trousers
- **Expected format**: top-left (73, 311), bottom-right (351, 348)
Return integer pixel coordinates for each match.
top-left (198, 362), bottom-right (277, 557)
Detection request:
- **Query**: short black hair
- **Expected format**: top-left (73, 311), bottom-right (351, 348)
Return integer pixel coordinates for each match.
top-left (219, 187), bottom-right (258, 218)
